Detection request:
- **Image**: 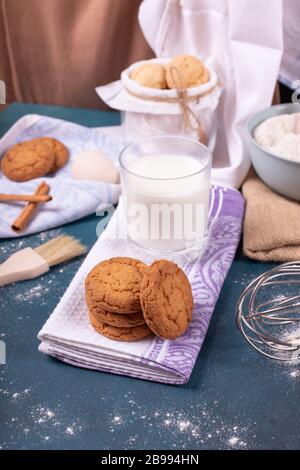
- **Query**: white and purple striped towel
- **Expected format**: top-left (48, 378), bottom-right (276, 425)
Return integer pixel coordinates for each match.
top-left (38, 186), bottom-right (244, 384)
top-left (0, 115), bottom-right (121, 238)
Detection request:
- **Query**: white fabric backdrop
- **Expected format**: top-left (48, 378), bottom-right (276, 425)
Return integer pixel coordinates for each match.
top-left (139, 0), bottom-right (283, 188)
top-left (279, 0), bottom-right (300, 89)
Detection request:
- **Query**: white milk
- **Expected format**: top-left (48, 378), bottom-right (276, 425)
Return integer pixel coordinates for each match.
top-left (122, 154), bottom-right (210, 252)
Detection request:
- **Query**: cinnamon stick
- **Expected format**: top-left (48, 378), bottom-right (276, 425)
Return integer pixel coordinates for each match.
top-left (11, 182), bottom-right (51, 232)
top-left (0, 194), bottom-right (52, 203)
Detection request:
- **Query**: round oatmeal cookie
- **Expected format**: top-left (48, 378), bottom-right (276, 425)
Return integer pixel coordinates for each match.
top-left (1, 140), bottom-right (55, 182)
top-left (140, 259), bottom-right (193, 339)
top-left (33, 137), bottom-right (69, 171)
top-left (131, 63), bottom-right (167, 89)
top-left (89, 310), bottom-right (152, 341)
top-left (88, 304), bottom-right (146, 328)
top-left (165, 55), bottom-right (210, 89)
top-left (85, 257), bottom-right (148, 314)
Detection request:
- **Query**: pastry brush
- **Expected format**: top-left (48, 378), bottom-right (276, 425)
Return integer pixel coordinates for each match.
top-left (0, 235), bottom-right (87, 287)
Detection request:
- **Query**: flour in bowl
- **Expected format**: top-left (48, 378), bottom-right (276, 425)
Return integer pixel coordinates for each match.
top-left (254, 113), bottom-right (300, 162)
top-left (271, 133), bottom-right (300, 161)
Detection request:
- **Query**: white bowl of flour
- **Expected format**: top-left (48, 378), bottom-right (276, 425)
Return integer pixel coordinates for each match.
top-left (246, 103), bottom-right (300, 201)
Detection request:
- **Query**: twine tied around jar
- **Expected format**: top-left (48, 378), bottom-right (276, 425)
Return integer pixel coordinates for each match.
top-left (169, 66), bottom-right (208, 145)
top-left (125, 66), bottom-right (215, 145)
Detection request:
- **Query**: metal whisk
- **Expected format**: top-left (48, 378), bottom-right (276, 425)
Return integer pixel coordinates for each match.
top-left (236, 261), bottom-right (300, 361)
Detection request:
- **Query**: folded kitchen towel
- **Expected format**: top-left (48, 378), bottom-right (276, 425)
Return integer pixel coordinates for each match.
top-left (38, 186), bottom-right (244, 385)
top-left (0, 115), bottom-right (122, 238)
top-left (242, 170), bottom-right (300, 262)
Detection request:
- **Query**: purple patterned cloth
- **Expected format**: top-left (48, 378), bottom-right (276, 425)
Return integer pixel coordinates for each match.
top-left (38, 186), bottom-right (244, 384)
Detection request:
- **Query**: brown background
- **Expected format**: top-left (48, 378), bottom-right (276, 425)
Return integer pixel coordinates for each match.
top-left (0, 0), bottom-right (153, 109)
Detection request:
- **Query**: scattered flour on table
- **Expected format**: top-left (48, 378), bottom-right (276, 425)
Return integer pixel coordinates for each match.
top-left (30, 404), bottom-right (83, 435)
top-left (37, 229), bottom-right (62, 243)
top-left (0, 229), bottom-right (62, 261)
top-left (233, 272), bottom-right (256, 288)
top-left (283, 326), bottom-right (300, 347)
top-left (113, 416), bottom-right (122, 424)
top-left (0, 239), bottom-right (26, 258)
top-left (14, 284), bottom-right (49, 303)
top-left (108, 395), bottom-right (254, 450)
top-left (279, 325), bottom-right (300, 366)
top-left (275, 325), bottom-right (300, 379)
top-left (2, 400), bottom-right (84, 446)
top-left (228, 436), bottom-right (240, 446)
top-left (11, 388), bottom-right (32, 400)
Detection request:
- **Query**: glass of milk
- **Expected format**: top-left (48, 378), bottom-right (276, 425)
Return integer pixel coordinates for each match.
top-left (119, 135), bottom-right (211, 260)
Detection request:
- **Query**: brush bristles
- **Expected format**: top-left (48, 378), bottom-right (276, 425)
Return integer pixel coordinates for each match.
top-left (34, 235), bottom-right (87, 267)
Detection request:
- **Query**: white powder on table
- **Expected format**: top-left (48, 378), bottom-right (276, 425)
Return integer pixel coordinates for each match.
top-left (272, 325), bottom-right (300, 374)
top-left (228, 436), bottom-right (239, 446)
top-left (14, 284), bottom-right (49, 303)
top-left (284, 327), bottom-right (300, 347)
top-left (108, 397), bottom-right (255, 450)
top-left (279, 325), bottom-right (300, 356)
top-left (254, 113), bottom-right (300, 162)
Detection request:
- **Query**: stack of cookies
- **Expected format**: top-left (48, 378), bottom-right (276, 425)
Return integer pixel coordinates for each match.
top-left (85, 257), bottom-right (194, 342)
top-left (1, 137), bottom-right (69, 182)
top-left (85, 257), bottom-right (151, 341)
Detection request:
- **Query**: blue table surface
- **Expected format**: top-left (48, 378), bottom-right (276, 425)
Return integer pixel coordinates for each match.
top-left (0, 103), bottom-right (299, 451)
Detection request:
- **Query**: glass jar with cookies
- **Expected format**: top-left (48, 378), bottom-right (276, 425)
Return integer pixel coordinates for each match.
top-left (97, 55), bottom-right (221, 153)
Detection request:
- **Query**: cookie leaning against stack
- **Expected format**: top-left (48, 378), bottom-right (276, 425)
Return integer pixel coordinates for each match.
top-left (1, 137), bottom-right (69, 182)
top-left (140, 259), bottom-right (193, 340)
top-left (85, 257), bottom-right (194, 342)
